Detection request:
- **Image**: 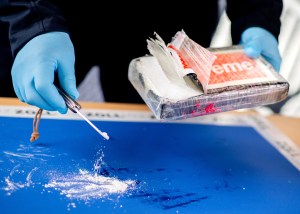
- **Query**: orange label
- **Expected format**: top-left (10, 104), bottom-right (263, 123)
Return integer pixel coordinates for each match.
top-left (209, 52), bottom-right (267, 84)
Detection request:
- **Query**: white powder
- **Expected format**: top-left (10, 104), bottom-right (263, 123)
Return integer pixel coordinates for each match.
top-left (136, 57), bottom-right (203, 100)
top-left (45, 169), bottom-right (136, 201)
top-left (3, 166), bottom-right (38, 195)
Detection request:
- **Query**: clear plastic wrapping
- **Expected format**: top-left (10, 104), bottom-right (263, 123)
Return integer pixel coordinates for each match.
top-left (128, 32), bottom-right (289, 120)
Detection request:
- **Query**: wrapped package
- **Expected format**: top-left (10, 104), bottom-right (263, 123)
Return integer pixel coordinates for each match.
top-left (128, 31), bottom-right (289, 120)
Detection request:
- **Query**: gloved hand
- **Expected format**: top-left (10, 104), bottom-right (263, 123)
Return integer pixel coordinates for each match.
top-left (241, 27), bottom-right (282, 71)
top-left (12, 32), bottom-right (79, 114)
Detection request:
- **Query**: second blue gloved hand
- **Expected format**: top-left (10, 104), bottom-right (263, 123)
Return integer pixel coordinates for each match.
top-left (12, 32), bottom-right (79, 114)
top-left (241, 27), bottom-right (282, 71)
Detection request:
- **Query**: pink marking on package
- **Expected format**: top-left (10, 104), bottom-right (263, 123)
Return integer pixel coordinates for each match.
top-left (205, 103), bottom-right (216, 113)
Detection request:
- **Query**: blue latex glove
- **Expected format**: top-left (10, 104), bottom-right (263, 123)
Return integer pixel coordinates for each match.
top-left (241, 27), bottom-right (282, 71)
top-left (12, 32), bottom-right (79, 114)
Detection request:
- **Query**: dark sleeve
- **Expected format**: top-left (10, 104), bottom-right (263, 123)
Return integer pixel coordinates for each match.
top-left (0, 0), bottom-right (69, 58)
top-left (226, 0), bottom-right (283, 44)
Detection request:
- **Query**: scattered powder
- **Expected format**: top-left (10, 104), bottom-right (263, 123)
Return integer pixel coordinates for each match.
top-left (93, 149), bottom-right (105, 174)
top-left (3, 166), bottom-right (38, 195)
top-left (3, 145), bottom-right (137, 204)
top-left (67, 202), bottom-right (76, 211)
top-left (45, 169), bottom-right (136, 201)
top-left (45, 149), bottom-right (136, 202)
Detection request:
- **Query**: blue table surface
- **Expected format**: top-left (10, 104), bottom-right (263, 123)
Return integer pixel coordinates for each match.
top-left (0, 116), bottom-right (300, 214)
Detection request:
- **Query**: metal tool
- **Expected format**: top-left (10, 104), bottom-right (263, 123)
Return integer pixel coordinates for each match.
top-left (57, 87), bottom-right (109, 140)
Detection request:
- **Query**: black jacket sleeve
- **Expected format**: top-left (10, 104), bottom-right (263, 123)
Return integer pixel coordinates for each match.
top-left (0, 0), bottom-right (69, 58)
top-left (226, 0), bottom-right (283, 44)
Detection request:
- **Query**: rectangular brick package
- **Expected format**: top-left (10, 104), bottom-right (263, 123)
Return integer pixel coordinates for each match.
top-left (128, 31), bottom-right (289, 120)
